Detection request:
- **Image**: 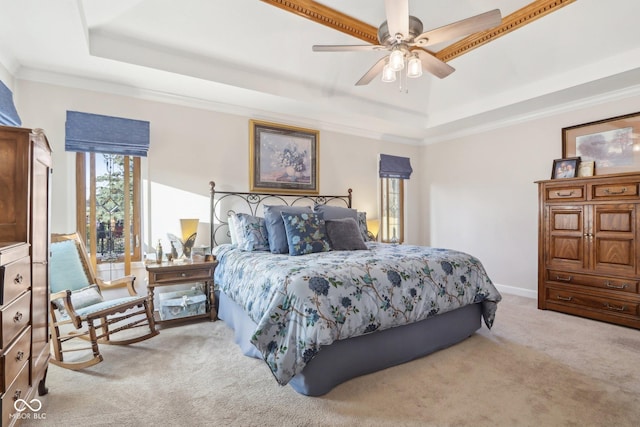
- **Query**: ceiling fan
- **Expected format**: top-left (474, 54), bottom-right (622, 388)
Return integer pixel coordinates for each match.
top-left (311, 0), bottom-right (502, 86)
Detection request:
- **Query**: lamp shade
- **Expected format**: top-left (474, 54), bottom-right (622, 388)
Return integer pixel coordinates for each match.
top-left (366, 219), bottom-right (380, 240)
top-left (180, 219), bottom-right (199, 242)
top-left (381, 63), bottom-right (396, 82)
top-left (389, 49), bottom-right (405, 71)
top-left (407, 55), bottom-right (422, 78)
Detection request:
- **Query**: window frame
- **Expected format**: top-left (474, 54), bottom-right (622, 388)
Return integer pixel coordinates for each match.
top-left (75, 152), bottom-right (142, 275)
top-left (380, 177), bottom-right (404, 244)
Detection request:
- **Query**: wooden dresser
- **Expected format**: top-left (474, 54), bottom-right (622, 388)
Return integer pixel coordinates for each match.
top-left (537, 172), bottom-right (640, 329)
top-left (0, 126), bottom-right (52, 425)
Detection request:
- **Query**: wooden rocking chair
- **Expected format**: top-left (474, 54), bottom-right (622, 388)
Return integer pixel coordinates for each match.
top-left (49, 232), bottom-right (159, 369)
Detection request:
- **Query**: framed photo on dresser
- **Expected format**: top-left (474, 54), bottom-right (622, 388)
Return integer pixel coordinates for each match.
top-left (552, 157), bottom-right (580, 179)
top-left (577, 160), bottom-right (595, 177)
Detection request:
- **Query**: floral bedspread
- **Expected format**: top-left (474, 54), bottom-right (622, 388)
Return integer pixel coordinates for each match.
top-left (213, 242), bottom-right (501, 385)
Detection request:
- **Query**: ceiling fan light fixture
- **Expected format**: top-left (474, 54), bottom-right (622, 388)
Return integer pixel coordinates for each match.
top-left (406, 55), bottom-right (422, 78)
top-left (388, 48), bottom-right (405, 72)
top-left (381, 62), bottom-right (396, 83)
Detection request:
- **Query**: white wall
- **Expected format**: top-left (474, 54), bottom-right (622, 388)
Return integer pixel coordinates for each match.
top-left (423, 93), bottom-right (640, 297)
top-left (13, 78), bottom-right (639, 297)
top-left (13, 80), bottom-right (422, 256)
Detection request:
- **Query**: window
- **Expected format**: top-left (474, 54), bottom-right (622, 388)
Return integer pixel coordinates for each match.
top-left (66, 110), bottom-right (150, 275)
top-left (378, 154), bottom-right (412, 244)
top-left (380, 177), bottom-right (404, 243)
top-left (76, 153), bottom-right (142, 274)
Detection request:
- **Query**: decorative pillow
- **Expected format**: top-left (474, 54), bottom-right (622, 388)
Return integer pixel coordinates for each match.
top-left (357, 211), bottom-right (373, 242)
top-left (325, 218), bottom-right (368, 250)
top-left (263, 205), bottom-right (313, 254)
top-left (236, 213), bottom-right (269, 251)
top-left (281, 212), bottom-right (331, 256)
top-left (52, 284), bottom-right (104, 317)
top-left (313, 204), bottom-right (357, 222)
top-left (227, 213), bottom-right (241, 245)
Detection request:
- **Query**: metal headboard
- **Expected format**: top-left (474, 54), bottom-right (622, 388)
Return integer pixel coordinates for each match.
top-left (209, 181), bottom-right (352, 247)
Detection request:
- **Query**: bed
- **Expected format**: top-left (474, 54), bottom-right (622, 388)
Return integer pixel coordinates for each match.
top-left (209, 182), bottom-right (501, 396)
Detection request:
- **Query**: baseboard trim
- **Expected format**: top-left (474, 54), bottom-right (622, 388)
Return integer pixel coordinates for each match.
top-left (494, 283), bottom-right (537, 299)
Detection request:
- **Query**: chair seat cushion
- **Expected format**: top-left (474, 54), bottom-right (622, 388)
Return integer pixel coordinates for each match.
top-left (58, 296), bottom-right (146, 320)
top-left (52, 284), bottom-right (104, 317)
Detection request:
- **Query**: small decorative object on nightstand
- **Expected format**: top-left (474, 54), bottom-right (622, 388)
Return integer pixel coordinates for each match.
top-left (145, 259), bottom-right (218, 325)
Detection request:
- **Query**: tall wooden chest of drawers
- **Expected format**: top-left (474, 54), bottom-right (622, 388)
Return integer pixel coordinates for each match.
top-left (0, 243), bottom-right (31, 426)
top-left (537, 172), bottom-right (640, 329)
top-left (0, 125), bottom-right (52, 426)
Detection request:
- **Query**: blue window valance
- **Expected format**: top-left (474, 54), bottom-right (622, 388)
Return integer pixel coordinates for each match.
top-left (379, 154), bottom-right (413, 179)
top-left (0, 80), bottom-right (22, 126)
top-left (65, 111), bottom-right (150, 157)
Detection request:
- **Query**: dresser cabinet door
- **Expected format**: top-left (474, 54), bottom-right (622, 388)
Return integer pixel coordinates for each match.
top-left (546, 205), bottom-right (587, 270)
top-left (0, 129), bottom-right (29, 242)
top-left (592, 204), bottom-right (637, 276)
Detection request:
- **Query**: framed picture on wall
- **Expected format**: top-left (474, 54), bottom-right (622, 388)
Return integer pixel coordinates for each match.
top-left (249, 119), bottom-right (319, 194)
top-left (552, 157), bottom-right (580, 179)
top-left (562, 111), bottom-right (640, 175)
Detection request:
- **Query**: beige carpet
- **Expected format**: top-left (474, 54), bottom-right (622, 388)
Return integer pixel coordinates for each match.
top-left (23, 294), bottom-right (640, 427)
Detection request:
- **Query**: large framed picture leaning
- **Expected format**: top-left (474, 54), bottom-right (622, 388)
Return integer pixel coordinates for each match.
top-left (562, 111), bottom-right (640, 176)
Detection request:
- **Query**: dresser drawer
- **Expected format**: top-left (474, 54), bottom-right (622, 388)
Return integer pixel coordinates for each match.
top-left (0, 243), bottom-right (29, 266)
top-left (0, 326), bottom-right (30, 393)
top-left (149, 266), bottom-right (215, 284)
top-left (547, 270), bottom-right (639, 294)
top-left (1, 362), bottom-right (29, 427)
top-left (0, 291), bottom-right (31, 350)
top-left (591, 182), bottom-right (639, 200)
top-left (0, 255), bottom-right (31, 305)
top-left (546, 288), bottom-right (639, 317)
top-left (545, 185), bottom-right (585, 202)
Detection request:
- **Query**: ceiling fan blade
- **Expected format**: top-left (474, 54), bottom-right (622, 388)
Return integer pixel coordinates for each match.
top-left (414, 9), bottom-right (502, 47)
top-left (355, 56), bottom-right (388, 86)
top-left (384, 0), bottom-right (409, 39)
top-left (415, 50), bottom-right (455, 79)
top-left (313, 44), bottom-right (385, 52)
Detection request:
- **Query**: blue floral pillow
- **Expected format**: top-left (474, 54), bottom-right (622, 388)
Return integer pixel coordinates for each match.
top-left (237, 213), bottom-right (269, 251)
top-left (281, 212), bottom-right (331, 256)
top-left (264, 205), bottom-right (312, 254)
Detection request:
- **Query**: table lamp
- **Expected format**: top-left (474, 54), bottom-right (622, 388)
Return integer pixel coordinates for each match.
top-left (366, 218), bottom-right (379, 241)
top-left (180, 218), bottom-right (199, 259)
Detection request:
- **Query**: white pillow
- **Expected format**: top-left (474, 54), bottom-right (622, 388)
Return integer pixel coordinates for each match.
top-left (228, 213), bottom-right (245, 245)
top-left (52, 284), bottom-right (104, 317)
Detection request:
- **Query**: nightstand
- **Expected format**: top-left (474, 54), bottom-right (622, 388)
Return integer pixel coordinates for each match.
top-left (145, 259), bottom-right (218, 325)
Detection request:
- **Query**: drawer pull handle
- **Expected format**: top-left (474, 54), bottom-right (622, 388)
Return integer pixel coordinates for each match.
top-left (604, 281), bottom-right (628, 290)
top-left (180, 273), bottom-right (188, 277)
top-left (16, 351), bottom-right (24, 361)
top-left (556, 295), bottom-right (573, 302)
top-left (555, 191), bottom-right (575, 197)
top-left (13, 312), bottom-right (23, 323)
top-left (604, 187), bottom-right (627, 195)
top-left (13, 274), bottom-right (23, 284)
top-left (555, 275), bottom-right (572, 282)
top-left (604, 303), bottom-right (626, 312)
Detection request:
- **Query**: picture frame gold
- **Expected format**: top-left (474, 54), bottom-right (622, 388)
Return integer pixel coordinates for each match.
top-left (249, 119), bottom-right (319, 194)
top-left (577, 160), bottom-right (595, 177)
top-left (562, 111), bottom-right (640, 175)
